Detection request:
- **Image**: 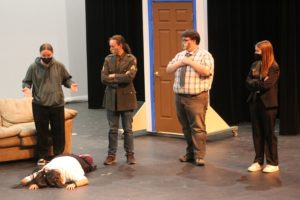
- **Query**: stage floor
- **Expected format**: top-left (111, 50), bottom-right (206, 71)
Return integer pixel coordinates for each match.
top-left (0, 102), bottom-right (299, 200)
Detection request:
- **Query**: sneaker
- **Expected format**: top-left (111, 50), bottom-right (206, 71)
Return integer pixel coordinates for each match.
top-left (126, 152), bottom-right (136, 165)
top-left (195, 158), bottom-right (205, 166)
top-left (37, 158), bottom-right (47, 166)
top-left (262, 165), bottom-right (279, 173)
top-left (247, 162), bottom-right (263, 172)
top-left (179, 155), bottom-right (195, 162)
top-left (103, 155), bottom-right (116, 165)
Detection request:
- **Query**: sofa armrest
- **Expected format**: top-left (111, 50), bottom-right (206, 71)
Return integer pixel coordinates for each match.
top-left (65, 108), bottom-right (78, 120)
top-left (63, 118), bottom-right (73, 154)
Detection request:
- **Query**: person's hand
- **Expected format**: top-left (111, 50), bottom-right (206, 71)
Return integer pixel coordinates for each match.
top-left (22, 87), bottom-right (31, 97)
top-left (264, 76), bottom-right (269, 81)
top-left (29, 184), bottom-right (39, 190)
top-left (70, 83), bottom-right (78, 93)
top-left (108, 74), bottom-right (116, 79)
top-left (66, 183), bottom-right (76, 190)
top-left (181, 57), bottom-right (192, 66)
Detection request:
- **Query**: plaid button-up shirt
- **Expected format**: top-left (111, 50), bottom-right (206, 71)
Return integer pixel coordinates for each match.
top-left (169, 48), bottom-right (214, 94)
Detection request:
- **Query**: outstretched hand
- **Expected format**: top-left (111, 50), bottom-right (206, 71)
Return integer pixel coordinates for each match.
top-left (22, 87), bottom-right (31, 97)
top-left (70, 83), bottom-right (78, 93)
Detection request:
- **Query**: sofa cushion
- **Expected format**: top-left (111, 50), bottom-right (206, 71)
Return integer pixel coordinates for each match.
top-left (0, 126), bottom-right (21, 138)
top-left (20, 136), bottom-right (36, 147)
top-left (16, 122), bottom-right (36, 137)
top-left (0, 136), bottom-right (20, 148)
top-left (0, 98), bottom-right (33, 127)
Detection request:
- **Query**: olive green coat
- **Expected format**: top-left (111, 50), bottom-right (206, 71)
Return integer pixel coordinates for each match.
top-left (101, 53), bottom-right (138, 111)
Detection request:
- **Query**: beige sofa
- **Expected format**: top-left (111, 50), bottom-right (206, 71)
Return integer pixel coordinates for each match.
top-left (0, 98), bottom-right (78, 162)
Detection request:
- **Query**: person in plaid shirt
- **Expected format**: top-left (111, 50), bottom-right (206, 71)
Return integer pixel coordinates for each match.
top-left (166, 30), bottom-right (214, 166)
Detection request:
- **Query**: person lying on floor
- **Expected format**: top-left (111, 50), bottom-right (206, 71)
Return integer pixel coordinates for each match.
top-left (20, 154), bottom-right (96, 190)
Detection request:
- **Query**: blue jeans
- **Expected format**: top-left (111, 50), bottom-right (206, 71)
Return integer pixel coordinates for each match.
top-left (107, 110), bottom-right (134, 155)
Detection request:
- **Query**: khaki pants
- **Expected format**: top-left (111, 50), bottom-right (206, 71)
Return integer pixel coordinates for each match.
top-left (175, 92), bottom-right (208, 159)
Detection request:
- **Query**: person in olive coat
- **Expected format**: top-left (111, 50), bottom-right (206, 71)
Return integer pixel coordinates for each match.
top-left (101, 35), bottom-right (138, 165)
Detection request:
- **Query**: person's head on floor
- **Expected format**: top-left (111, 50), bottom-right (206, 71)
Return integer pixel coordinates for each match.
top-left (44, 169), bottom-right (65, 188)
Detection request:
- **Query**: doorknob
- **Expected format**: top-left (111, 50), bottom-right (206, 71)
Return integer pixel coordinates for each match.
top-left (154, 71), bottom-right (160, 77)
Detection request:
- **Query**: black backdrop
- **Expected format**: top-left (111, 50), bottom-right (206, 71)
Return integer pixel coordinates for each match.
top-left (207, 0), bottom-right (300, 135)
top-left (85, 0), bottom-right (144, 109)
top-left (86, 0), bottom-right (300, 135)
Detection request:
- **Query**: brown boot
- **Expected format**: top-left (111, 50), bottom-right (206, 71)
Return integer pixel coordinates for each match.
top-left (126, 152), bottom-right (136, 165)
top-left (179, 155), bottom-right (195, 162)
top-left (103, 154), bottom-right (116, 165)
top-left (195, 158), bottom-right (205, 166)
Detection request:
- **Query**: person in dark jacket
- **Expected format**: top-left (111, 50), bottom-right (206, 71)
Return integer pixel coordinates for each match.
top-left (22, 43), bottom-right (78, 165)
top-left (245, 40), bottom-right (280, 173)
top-left (101, 35), bottom-right (138, 165)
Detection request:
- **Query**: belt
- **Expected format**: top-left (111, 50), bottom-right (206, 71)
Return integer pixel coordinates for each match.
top-left (177, 91), bottom-right (208, 97)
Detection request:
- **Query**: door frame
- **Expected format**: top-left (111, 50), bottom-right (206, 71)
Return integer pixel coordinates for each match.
top-left (142, 0), bottom-right (208, 132)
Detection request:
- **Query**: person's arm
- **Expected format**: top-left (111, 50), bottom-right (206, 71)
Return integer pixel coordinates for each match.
top-left (20, 170), bottom-right (43, 190)
top-left (60, 63), bottom-right (76, 89)
top-left (101, 58), bottom-right (117, 87)
top-left (246, 64), bottom-right (279, 92)
top-left (110, 57), bottom-right (137, 84)
top-left (166, 54), bottom-right (183, 73)
top-left (245, 71), bottom-right (260, 92)
top-left (257, 64), bottom-right (280, 91)
top-left (22, 65), bottom-right (33, 96)
top-left (182, 54), bottom-right (212, 76)
top-left (20, 170), bottom-right (42, 185)
top-left (66, 178), bottom-right (89, 190)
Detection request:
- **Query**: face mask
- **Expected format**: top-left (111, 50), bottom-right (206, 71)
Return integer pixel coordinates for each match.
top-left (254, 53), bottom-right (262, 61)
top-left (41, 57), bottom-right (52, 64)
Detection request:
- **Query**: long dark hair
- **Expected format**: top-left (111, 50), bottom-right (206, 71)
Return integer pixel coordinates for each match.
top-left (26, 169), bottom-right (65, 188)
top-left (255, 40), bottom-right (276, 78)
top-left (109, 35), bottom-right (132, 54)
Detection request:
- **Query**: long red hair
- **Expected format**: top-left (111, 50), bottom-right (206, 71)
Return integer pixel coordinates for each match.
top-left (256, 40), bottom-right (276, 78)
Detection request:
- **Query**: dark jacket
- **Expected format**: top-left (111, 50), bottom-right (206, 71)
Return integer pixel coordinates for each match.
top-left (101, 53), bottom-right (138, 111)
top-left (245, 62), bottom-right (279, 108)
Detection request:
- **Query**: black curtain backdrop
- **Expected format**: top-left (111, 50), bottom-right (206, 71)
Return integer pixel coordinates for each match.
top-left (85, 0), bottom-right (300, 135)
top-left (279, 0), bottom-right (300, 135)
top-left (85, 0), bottom-right (144, 109)
top-left (208, 0), bottom-right (300, 135)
